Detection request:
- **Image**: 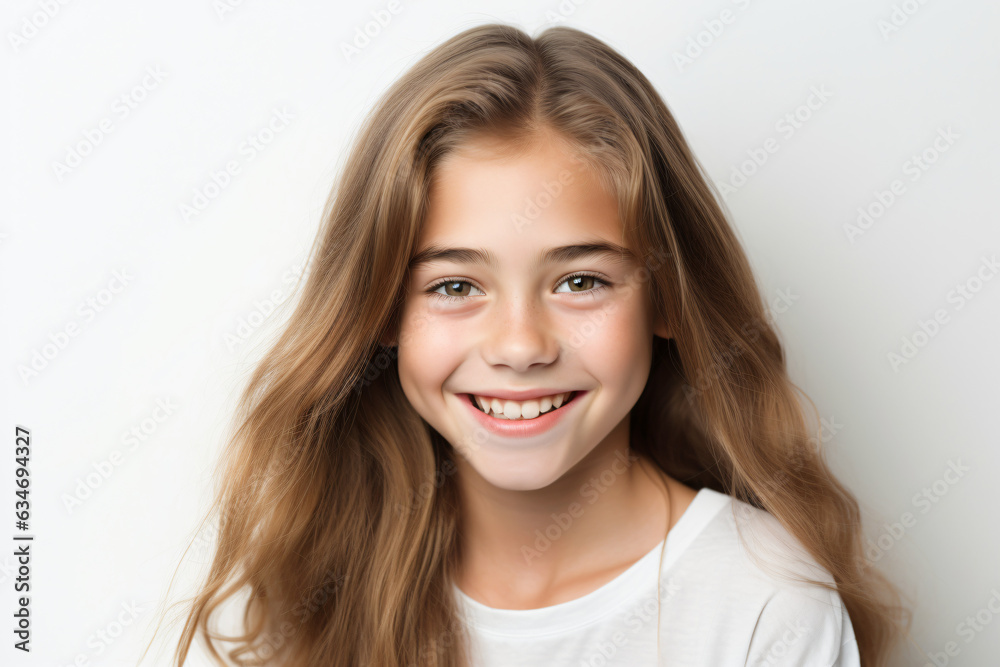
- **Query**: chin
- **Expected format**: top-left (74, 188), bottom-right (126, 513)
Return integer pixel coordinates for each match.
top-left (464, 449), bottom-right (573, 491)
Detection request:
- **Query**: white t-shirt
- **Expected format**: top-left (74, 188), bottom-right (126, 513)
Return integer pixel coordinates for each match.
top-left (453, 486), bottom-right (860, 666)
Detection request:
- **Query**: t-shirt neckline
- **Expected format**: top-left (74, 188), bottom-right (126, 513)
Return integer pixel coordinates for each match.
top-left (453, 486), bottom-right (731, 638)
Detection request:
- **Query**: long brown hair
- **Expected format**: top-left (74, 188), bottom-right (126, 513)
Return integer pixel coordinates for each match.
top-left (152, 23), bottom-right (915, 666)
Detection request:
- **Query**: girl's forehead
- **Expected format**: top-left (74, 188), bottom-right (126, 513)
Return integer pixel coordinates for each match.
top-left (429, 140), bottom-right (610, 214)
top-left (419, 163), bottom-right (621, 251)
top-left (414, 132), bottom-right (629, 264)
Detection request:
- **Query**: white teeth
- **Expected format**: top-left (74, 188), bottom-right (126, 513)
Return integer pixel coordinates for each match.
top-left (472, 392), bottom-right (573, 420)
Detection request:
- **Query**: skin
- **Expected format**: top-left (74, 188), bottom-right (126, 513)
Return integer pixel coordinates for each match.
top-left (389, 127), bottom-right (698, 609)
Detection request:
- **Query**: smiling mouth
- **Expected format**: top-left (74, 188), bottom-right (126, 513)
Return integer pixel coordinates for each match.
top-left (465, 391), bottom-right (580, 420)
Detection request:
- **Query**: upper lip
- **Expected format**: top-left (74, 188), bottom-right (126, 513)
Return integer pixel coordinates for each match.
top-left (463, 388), bottom-right (580, 401)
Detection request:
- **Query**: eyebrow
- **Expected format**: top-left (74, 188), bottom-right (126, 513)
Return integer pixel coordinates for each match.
top-left (408, 240), bottom-right (636, 272)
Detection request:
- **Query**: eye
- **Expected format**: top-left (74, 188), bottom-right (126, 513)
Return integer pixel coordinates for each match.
top-left (426, 272), bottom-right (610, 302)
top-left (554, 272), bottom-right (609, 295)
top-left (427, 279), bottom-right (485, 302)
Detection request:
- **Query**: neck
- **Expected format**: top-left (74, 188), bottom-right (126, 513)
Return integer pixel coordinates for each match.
top-left (452, 422), bottom-right (671, 608)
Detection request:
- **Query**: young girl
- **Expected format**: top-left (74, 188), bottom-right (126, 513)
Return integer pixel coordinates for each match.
top-left (162, 23), bottom-right (915, 666)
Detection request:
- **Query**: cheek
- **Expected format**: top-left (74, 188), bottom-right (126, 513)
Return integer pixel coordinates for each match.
top-left (572, 298), bottom-right (652, 393)
top-left (396, 305), bottom-right (464, 408)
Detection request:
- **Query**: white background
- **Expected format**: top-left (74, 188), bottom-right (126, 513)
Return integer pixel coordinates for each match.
top-left (2, 0), bottom-right (998, 665)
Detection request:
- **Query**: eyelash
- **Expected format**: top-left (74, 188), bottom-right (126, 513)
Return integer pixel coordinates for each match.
top-left (426, 272), bottom-right (611, 303)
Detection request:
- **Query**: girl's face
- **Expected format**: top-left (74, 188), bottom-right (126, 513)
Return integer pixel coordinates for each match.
top-left (395, 130), bottom-right (669, 491)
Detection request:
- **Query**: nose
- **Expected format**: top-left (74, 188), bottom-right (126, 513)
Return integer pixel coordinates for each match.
top-left (480, 295), bottom-right (559, 372)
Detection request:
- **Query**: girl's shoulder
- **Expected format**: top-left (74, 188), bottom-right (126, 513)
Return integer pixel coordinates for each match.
top-left (679, 487), bottom-right (840, 586)
top-left (664, 487), bottom-right (860, 665)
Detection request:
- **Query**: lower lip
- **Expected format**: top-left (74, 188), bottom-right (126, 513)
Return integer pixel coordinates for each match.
top-left (460, 391), bottom-right (586, 437)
